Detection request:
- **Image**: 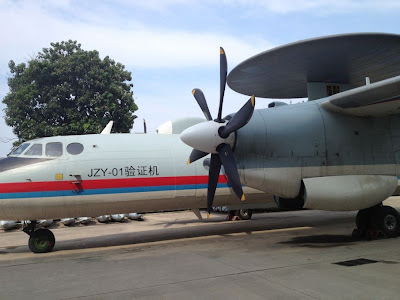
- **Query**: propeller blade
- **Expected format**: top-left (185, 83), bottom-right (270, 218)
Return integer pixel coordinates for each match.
top-left (219, 95), bottom-right (255, 139)
top-left (207, 153), bottom-right (222, 215)
top-left (217, 143), bottom-right (245, 201)
top-left (192, 89), bottom-right (212, 121)
top-left (216, 47), bottom-right (227, 122)
top-left (187, 149), bottom-right (209, 164)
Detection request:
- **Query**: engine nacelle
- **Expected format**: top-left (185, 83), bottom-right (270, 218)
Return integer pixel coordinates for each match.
top-left (303, 175), bottom-right (398, 211)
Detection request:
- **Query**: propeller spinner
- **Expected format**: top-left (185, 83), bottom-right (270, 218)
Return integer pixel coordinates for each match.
top-left (180, 47), bottom-right (255, 217)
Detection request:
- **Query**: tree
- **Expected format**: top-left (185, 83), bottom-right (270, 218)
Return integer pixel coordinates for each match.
top-left (3, 40), bottom-right (138, 143)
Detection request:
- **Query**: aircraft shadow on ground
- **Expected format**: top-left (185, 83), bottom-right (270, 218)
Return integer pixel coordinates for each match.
top-left (280, 234), bottom-right (357, 248)
top-left (3, 212), bottom-right (357, 253)
top-left (153, 217), bottom-right (228, 228)
top-left (54, 215), bottom-right (358, 252)
top-left (54, 221), bottom-right (293, 252)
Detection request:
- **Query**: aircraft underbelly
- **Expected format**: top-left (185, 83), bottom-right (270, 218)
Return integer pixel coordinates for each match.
top-left (239, 163), bottom-right (397, 197)
top-left (0, 185), bottom-right (269, 220)
top-left (303, 175), bottom-right (398, 211)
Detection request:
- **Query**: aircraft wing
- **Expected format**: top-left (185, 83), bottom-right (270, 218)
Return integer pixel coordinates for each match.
top-left (320, 75), bottom-right (400, 117)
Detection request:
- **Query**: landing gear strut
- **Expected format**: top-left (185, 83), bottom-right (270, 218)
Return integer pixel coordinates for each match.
top-left (23, 221), bottom-right (55, 253)
top-left (353, 205), bottom-right (400, 239)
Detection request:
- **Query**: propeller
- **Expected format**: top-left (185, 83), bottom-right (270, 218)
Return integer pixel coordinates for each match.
top-left (180, 47), bottom-right (255, 217)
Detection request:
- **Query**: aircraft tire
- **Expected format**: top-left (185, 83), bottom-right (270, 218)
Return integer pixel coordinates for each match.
top-left (236, 209), bottom-right (253, 220)
top-left (372, 206), bottom-right (400, 238)
top-left (28, 229), bottom-right (55, 253)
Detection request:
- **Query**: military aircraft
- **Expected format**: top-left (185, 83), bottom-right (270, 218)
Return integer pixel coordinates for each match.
top-left (181, 33), bottom-right (400, 242)
top-left (2, 32), bottom-right (400, 253)
top-left (0, 119), bottom-right (268, 253)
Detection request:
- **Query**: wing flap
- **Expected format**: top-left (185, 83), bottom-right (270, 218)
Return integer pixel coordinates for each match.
top-left (320, 75), bottom-right (400, 117)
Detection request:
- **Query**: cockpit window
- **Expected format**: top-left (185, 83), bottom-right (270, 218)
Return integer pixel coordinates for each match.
top-left (8, 143), bottom-right (30, 156)
top-left (45, 142), bottom-right (63, 157)
top-left (67, 143), bottom-right (84, 155)
top-left (25, 144), bottom-right (43, 156)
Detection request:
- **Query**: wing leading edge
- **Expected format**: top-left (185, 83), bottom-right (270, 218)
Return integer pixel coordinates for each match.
top-left (320, 75), bottom-right (400, 117)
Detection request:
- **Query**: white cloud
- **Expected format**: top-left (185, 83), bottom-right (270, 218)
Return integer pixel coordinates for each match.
top-left (3, 0), bottom-right (395, 73)
top-left (80, 0), bottom-right (400, 15)
top-left (132, 79), bottom-right (277, 135)
top-left (72, 0), bottom-right (400, 14)
top-left (80, 28), bottom-right (272, 69)
top-left (111, 0), bottom-right (197, 13)
top-left (221, 0), bottom-right (400, 14)
top-left (0, 0), bottom-right (275, 156)
top-left (0, 0), bottom-right (395, 157)
top-left (0, 1), bottom-right (273, 70)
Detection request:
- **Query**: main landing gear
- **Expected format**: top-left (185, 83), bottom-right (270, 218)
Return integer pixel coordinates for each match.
top-left (226, 209), bottom-right (253, 221)
top-left (23, 221), bottom-right (55, 253)
top-left (352, 205), bottom-right (400, 239)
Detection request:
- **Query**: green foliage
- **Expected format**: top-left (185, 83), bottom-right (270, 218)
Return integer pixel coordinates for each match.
top-left (3, 40), bottom-right (137, 142)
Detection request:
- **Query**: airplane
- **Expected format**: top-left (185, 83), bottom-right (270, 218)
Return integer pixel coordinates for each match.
top-left (0, 120), bottom-right (269, 253)
top-left (0, 120), bottom-right (183, 231)
top-left (181, 33), bottom-right (400, 241)
top-left (2, 32), bottom-right (400, 253)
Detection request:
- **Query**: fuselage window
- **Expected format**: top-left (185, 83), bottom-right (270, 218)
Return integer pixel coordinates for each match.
top-left (8, 143), bottom-right (30, 156)
top-left (45, 142), bottom-right (63, 157)
top-left (67, 143), bottom-right (84, 155)
top-left (25, 144), bottom-right (43, 156)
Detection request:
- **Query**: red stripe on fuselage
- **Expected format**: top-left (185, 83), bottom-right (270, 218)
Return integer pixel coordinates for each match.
top-left (0, 175), bottom-right (228, 193)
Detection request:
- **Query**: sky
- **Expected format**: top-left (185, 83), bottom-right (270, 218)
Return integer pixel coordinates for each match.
top-left (0, 0), bottom-right (399, 156)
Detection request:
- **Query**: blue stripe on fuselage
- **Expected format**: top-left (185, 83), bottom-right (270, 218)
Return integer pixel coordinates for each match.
top-left (0, 183), bottom-right (230, 199)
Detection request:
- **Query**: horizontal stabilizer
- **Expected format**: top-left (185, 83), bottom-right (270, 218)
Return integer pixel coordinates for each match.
top-left (320, 75), bottom-right (400, 117)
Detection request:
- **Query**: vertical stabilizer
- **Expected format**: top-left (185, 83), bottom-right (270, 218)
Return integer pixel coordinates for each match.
top-left (101, 121), bottom-right (114, 134)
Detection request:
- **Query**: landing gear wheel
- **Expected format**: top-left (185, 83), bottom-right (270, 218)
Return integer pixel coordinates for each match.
top-left (372, 206), bottom-right (400, 238)
top-left (28, 229), bottom-right (55, 253)
top-left (236, 209), bottom-right (253, 220)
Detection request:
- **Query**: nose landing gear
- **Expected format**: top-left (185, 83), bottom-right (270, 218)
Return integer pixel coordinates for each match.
top-left (353, 205), bottom-right (400, 239)
top-left (23, 221), bottom-right (55, 253)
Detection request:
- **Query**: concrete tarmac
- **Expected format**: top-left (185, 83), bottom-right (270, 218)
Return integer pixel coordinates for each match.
top-left (1, 198), bottom-right (400, 299)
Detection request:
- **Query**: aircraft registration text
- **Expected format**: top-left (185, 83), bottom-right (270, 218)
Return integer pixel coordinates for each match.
top-left (88, 166), bottom-right (160, 178)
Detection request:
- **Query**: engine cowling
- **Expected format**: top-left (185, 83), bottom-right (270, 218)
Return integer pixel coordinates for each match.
top-left (303, 175), bottom-right (398, 211)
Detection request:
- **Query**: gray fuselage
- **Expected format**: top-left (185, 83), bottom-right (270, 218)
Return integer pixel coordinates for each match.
top-left (235, 100), bottom-right (398, 199)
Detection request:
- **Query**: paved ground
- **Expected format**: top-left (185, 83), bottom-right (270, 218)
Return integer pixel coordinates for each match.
top-left (1, 198), bottom-right (400, 299)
